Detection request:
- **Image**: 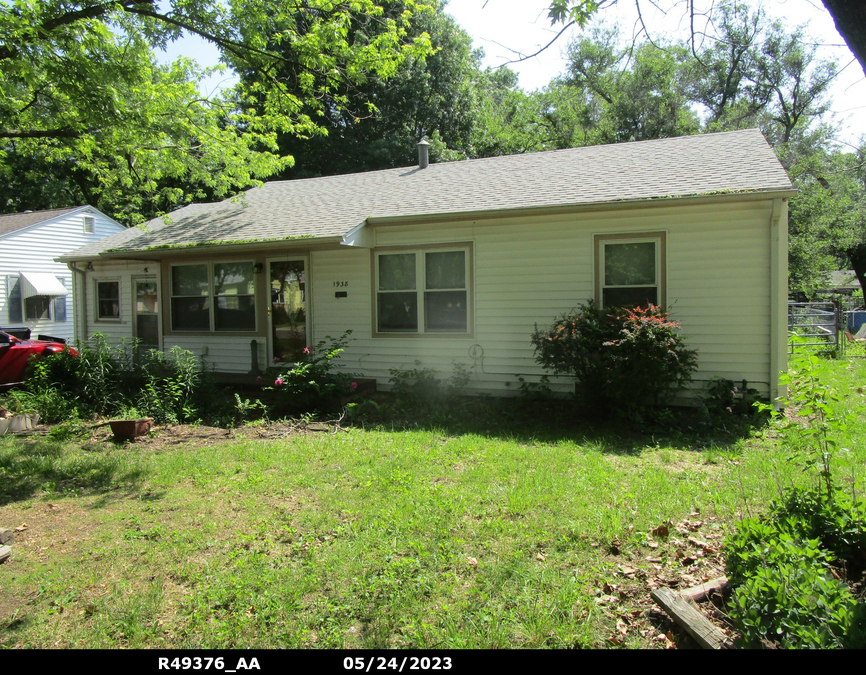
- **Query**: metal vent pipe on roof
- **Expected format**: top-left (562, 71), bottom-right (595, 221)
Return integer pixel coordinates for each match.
top-left (417, 138), bottom-right (429, 169)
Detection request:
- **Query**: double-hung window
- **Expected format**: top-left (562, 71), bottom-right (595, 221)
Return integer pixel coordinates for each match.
top-left (171, 262), bottom-right (256, 332)
top-left (96, 281), bottom-right (120, 320)
top-left (596, 233), bottom-right (665, 309)
top-left (375, 246), bottom-right (471, 335)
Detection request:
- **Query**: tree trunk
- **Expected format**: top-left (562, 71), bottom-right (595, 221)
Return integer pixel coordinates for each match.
top-left (822, 0), bottom-right (866, 78)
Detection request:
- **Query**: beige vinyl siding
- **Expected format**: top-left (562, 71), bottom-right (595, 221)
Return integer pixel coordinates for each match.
top-left (84, 260), bottom-right (259, 373)
top-left (168, 336), bottom-right (261, 373)
top-left (83, 261), bottom-right (160, 346)
top-left (0, 209), bottom-right (125, 341)
top-left (73, 196), bottom-right (783, 397)
top-left (309, 198), bottom-right (779, 397)
top-left (310, 248), bottom-right (371, 340)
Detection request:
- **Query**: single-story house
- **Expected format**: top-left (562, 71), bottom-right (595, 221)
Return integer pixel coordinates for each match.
top-left (2, 206), bottom-right (126, 342)
top-left (58, 129), bottom-right (795, 400)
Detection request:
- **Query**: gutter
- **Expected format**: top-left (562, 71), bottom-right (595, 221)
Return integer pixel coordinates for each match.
top-left (769, 197), bottom-right (788, 405)
top-left (95, 236), bottom-right (345, 259)
top-left (365, 188), bottom-right (799, 228)
top-left (67, 262), bottom-right (87, 343)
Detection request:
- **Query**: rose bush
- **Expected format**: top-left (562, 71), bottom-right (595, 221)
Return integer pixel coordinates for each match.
top-left (269, 330), bottom-right (358, 413)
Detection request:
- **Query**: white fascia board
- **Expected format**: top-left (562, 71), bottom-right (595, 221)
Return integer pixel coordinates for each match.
top-left (341, 221), bottom-right (372, 248)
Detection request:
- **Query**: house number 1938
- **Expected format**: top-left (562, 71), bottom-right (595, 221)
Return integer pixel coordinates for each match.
top-left (333, 281), bottom-right (349, 287)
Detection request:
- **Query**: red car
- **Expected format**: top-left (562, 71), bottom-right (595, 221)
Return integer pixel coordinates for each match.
top-left (0, 330), bottom-right (78, 385)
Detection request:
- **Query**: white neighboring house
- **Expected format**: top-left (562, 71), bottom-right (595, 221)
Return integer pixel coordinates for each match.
top-left (1, 206), bottom-right (126, 343)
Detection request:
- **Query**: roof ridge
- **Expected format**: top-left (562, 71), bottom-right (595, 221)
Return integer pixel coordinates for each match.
top-left (256, 128), bottom-right (768, 188)
top-left (0, 205), bottom-right (85, 220)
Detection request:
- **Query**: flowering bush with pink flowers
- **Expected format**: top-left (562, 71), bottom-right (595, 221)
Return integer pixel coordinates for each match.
top-left (530, 302), bottom-right (697, 415)
top-left (269, 330), bottom-right (358, 412)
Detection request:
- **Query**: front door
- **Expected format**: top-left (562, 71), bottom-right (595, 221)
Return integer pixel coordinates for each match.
top-left (133, 278), bottom-right (160, 349)
top-left (268, 259), bottom-right (307, 363)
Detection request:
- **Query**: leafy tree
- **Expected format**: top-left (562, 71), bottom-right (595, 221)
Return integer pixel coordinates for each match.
top-left (546, 0), bottom-right (866, 79)
top-left (751, 23), bottom-right (838, 146)
top-left (248, 2), bottom-right (544, 176)
top-left (0, 0), bottom-right (432, 221)
top-left (251, 2), bottom-right (477, 177)
top-left (680, 1), bottom-right (768, 130)
top-left (787, 145), bottom-right (866, 297)
top-left (468, 67), bottom-right (549, 157)
top-left (544, 26), bottom-right (699, 145)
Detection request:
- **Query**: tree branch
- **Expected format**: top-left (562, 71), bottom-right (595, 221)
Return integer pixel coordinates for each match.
top-left (0, 129), bottom-right (81, 139)
top-left (498, 21), bottom-right (577, 66)
top-left (0, 1), bottom-right (149, 61)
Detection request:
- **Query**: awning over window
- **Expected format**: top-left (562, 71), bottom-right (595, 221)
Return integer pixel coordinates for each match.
top-left (19, 272), bottom-right (68, 298)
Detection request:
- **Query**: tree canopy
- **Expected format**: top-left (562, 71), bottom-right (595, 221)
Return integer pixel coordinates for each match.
top-left (3, 1), bottom-right (866, 300)
top-left (0, 0), bottom-right (433, 222)
top-left (546, 0), bottom-right (866, 79)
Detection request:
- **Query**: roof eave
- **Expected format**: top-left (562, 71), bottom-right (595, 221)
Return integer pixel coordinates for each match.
top-left (365, 188), bottom-right (799, 227)
top-left (91, 235), bottom-right (345, 260)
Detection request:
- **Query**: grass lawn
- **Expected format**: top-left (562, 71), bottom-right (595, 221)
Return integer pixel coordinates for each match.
top-left (1, 357), bottom-right (865, 649)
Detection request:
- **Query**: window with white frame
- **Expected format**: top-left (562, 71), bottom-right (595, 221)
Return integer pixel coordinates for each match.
top-left (375, 246), bottom-right (470, 334)
top-left (171, 262), bottom-right (256, 332)
top-left (96, 281), bottom-right (120, 320)
top-left (596, 233), bottom-right (665, 309)
top-left (83, 215), bottom-right (95, 233)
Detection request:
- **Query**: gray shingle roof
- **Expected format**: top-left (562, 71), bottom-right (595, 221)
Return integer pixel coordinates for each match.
top-left (74, 129), bottom-right (795, 257)
top-left (0, 206), bottom-right (84, 237)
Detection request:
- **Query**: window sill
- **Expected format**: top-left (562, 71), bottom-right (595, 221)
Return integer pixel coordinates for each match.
top-left (373, 331), bottom-right (474, 339)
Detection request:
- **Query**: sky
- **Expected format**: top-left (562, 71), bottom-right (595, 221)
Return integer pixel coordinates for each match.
top-left (159, 0), bottom-right (866, 144)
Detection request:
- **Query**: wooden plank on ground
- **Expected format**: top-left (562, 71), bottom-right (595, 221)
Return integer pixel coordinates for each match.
top-left (0, 545), bottom-right (10, 563)
top-left (0, 528), bottom-right (13, 544)
top-left (651, 587), bottom-right (730, 649)
top-left (681, 576), bottom-right (729, 602)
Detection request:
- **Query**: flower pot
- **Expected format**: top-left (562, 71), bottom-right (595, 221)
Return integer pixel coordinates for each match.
top-left (108, 418), bottom-right (153, 441)
top-left (8, 413), bottom-right (38, 433)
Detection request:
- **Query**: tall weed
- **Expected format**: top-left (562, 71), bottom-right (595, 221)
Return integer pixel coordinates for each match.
top-left (8, 334), bottom-right (211, 424)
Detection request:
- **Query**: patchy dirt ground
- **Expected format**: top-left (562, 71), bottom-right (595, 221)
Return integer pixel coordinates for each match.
top-left (589, 512), bottom-right (736, 648)
top-left (0, 498), bottom-right (105, 626)
top-left (13, 417), bottom-right (350, 454)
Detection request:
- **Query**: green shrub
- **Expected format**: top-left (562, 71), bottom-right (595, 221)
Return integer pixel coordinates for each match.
top-left (269, 331), bottom-right (357, 413)
top-left (726, 491), bottom-right (866, 649)
top-left (773, 489), bottom-right (866, 577)
top-left (388, 361), bottom-right (470, 406)
top-left (530, 302), bottom-right (698, 414)
top-left (729, 539), bottom-right (863, 648)
top-left (704, 378), bottom-right (766, 417)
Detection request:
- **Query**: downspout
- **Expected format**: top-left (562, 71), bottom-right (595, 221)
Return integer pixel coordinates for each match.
top-left (67, 262), bottom-right (87, 344)
top-left (769, 198), bottom-right (788, 405)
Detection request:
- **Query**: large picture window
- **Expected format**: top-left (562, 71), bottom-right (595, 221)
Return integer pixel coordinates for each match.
top-left (596, 233), bottom-right (665, 309)
top-left (171, 262), bottom-right (256, 332)
top-left (375, 246), bottom-right (470, 335)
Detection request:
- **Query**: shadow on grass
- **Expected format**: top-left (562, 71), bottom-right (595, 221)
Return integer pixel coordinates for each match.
top-left (0, 438), bottom-right (147, 506)
top-left (345, 393), bottom-right (764, 454)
